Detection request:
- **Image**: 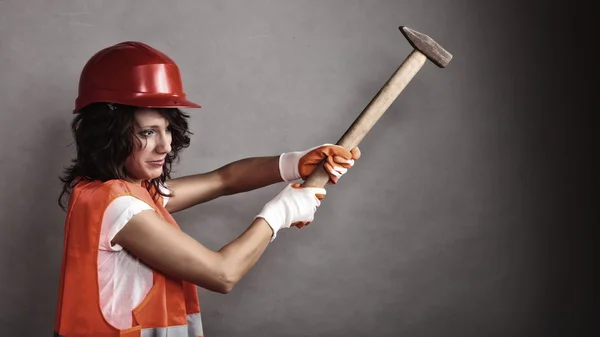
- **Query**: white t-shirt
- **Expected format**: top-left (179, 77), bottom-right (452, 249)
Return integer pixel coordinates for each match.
top-left (97, 186), bottom-right (169, 330)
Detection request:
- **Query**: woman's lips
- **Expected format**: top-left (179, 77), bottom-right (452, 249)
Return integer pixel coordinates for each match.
top-left (148, 159), bottom-right (165, 166)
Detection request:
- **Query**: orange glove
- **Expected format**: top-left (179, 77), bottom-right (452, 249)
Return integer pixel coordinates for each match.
top-left (279, 144), bottom-right (361, 184)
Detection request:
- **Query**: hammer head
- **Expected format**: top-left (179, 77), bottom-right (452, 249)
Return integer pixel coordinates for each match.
top-left (400, 26), bottom-right (452, 68)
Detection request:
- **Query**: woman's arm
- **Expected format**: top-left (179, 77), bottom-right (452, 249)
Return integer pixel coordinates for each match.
top-left (165, 144), bottom-right (359, 214)
top-left (164, 156), bottom-right (282, 213)
top-left (112, 182), bottom-right (327, 294)
top-left (112, 208), bottom-right (274, 294)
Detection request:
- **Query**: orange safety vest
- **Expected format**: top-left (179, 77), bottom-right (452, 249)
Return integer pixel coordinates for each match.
top-left (54, 179), bottom-right (204, 337)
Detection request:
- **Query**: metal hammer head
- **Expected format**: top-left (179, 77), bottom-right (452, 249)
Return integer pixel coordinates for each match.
top-left (400, 26), bottom-right (452, 68)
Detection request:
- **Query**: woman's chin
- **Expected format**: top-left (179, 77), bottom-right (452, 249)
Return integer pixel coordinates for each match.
top-left (129, 172), bottom-right (162, 183)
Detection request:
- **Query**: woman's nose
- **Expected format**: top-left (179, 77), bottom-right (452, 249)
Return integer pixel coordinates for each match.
top-left (156, 133), bottom-right (172, 154)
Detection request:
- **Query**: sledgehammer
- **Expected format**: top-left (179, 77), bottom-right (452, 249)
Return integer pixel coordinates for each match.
top-left (301, 26), bottom-right (453, 188)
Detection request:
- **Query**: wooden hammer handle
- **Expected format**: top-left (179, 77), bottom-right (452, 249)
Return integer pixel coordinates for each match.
top-left (301, 49), bottom-right (427, 188)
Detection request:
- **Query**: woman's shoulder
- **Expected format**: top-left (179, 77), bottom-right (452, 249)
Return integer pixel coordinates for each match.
top-left (72, 178), bottom-right (168, 208)
top-left (74, 178), bottom-right (148, 196)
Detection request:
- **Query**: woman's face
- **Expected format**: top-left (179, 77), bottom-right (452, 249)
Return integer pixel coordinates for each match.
top-left (125, 109), bottom-right (172, 184)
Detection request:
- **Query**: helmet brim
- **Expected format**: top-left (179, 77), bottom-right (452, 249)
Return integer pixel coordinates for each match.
top-left (74, 95), bottom-right (202, 113)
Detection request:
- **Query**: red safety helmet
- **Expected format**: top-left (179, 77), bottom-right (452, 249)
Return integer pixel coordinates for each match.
top-left (74, 41), bottom-right (201, 113)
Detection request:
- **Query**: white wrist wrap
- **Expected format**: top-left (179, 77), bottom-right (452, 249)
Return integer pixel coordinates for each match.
top-left (256, 201), bottom-right (286, 242)
top-left (279, 152), bottom-right (302, 182)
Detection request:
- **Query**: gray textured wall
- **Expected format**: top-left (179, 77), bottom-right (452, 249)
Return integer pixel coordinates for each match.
top-left (0, 1), bottom-right (593, 336)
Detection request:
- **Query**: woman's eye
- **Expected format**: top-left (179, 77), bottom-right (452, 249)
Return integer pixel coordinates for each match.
top-left (139, 129), bottom-right (154, 137)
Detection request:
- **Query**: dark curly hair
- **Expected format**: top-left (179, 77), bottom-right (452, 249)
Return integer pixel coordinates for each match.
top-left (58, 102), bottom-right (192, 210)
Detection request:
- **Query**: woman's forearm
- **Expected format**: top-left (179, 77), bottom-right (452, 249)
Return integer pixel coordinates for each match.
top-left (216, 218), bottom-right (274, 291)
top-left (217, 156), bottom-right (284, 195)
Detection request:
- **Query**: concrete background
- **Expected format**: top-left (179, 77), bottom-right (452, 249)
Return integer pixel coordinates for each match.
top-left (0, 0), bottom-right (594, 336)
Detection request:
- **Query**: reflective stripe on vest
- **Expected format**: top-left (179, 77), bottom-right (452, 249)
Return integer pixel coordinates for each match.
top-left (54, 312), bottom-right (204, 337)
top-left (141, 312), bottom-right (203, 337)
top-left (187, 312), bottom-right (204, 336)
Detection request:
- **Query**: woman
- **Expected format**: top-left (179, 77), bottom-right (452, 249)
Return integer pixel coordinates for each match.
top-left (53, 41), bottom-right (360, 337)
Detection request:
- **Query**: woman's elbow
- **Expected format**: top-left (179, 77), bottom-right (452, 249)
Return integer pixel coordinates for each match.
top-left (217, 282), bottom-right (235, 294)
top-left (189, 277), bottom-right (234, 294)
top-left (187, 250), bottom-right (242, 294)
top-left (191, 268), bottom-right (237, 294)
top-left (216, 270), bottom-right (239, 294)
